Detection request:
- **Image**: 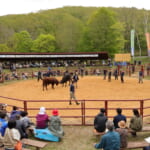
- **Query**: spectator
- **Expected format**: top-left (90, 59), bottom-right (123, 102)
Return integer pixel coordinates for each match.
top-left (94, 120), bottom-right (120, 150)
top-left (36, 107), bottom-right (49, 129)
top-left (129, 109), bottom-right (142, 137)
top-left (0, 113), bottom-right (8, 136)
top-left (94, 108), bottom-right (108, 133)
top-left (20, 111), bottom-right (34, 136)
top-left (113, 108), bottom-right (126, 129)
top-left (116, 120), bottom-right (128, 149)
top-left (10, 106), bottom-right (21, 121)
top-left (15, 114), bottom-right (27, 139)
top-left (48, 109), bottom-right (64, 138)
top-left (3, 120), bottom-right (21, 150)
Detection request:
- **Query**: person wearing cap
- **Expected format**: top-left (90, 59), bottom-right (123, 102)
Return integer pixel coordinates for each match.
top-left (113, 108), bottom-right (126, 129)
top-left (94, 108), bottom-right (108, 133)
top-left (48, 109), bottom-right (64, 138)
top-left (36, 107), bottom-right (49, 129)
top-left (94, 120), bottom-right (120, 150)
top-left (116, 120), bottom-right (128, 148)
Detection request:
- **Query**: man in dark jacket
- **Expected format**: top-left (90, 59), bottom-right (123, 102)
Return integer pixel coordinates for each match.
top-left (113, 108), bottom-right (126, 129)
top-left (94, 108), bottom-right (108, 132)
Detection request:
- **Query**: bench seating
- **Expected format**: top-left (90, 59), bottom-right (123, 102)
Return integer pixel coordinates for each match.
top-left (0, 148), bottom-right (30, 150)
top-left (21, 138), bottom-right (48, 150)
top-left (142, 126), bottom-right (150, 132)
top-left (124, 141), bottom-right (149, 149)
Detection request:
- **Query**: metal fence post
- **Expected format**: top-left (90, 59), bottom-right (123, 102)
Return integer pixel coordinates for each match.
top-left (140, 100), bottom-right (144, 119)
top-left (105, 100), bottom-right (108, 117)
top-left (81, 100), bottom-right (85, 125)
top-left (24, 101), bottom-right (27, 112)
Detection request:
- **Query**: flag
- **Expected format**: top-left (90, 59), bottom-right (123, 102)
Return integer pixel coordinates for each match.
top-left (145, 33), bottom-right (150, 56)
top-left (131, 29), bottom-right (135, 57)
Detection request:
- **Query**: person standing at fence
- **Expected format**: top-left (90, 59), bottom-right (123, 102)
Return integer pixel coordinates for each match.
top-left (113, 69), bottom-right (118, 80)
top-left (108, 70), bottom-right (112, 82)
top-left (37, 70), bottom-right (42, 82)
top-left (113, 108), bottom-right (126, 129)
top-left (94, 108), bottom-right (108, 133)
top-left (120, 70), bottom-right (125, 83)
top-left (129, 109), bottom-right (142, 137)
top-left (103, 69), bottom-right (107, 80)
top-left (73, 71), bottom-right (79, 88)
top-left (94, 120), bottom-right (120, 150)
top-left (139, 70), bottom-right (143, 83)
top-left (69, 81), bottom-right (80, 105)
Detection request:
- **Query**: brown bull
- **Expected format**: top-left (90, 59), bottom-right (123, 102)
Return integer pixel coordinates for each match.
top-left (42, 77), bottom-right (59, 91)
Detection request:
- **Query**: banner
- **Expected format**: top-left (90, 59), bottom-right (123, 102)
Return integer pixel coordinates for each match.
top-left (130, 29), bottom-right (135, 57)
top-left (145, 33), bottom-right (150, 56)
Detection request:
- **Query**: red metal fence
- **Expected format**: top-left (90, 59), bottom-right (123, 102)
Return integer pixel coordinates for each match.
top-left (1, 96), bottom-right (150, 125)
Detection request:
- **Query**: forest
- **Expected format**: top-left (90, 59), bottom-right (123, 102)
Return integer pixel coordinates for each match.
top-left (0, 6), bottom-right (150, 57)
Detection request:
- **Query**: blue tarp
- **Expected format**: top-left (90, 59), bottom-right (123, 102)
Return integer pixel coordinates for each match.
top-left (34, 128), bottom-right (59, 142)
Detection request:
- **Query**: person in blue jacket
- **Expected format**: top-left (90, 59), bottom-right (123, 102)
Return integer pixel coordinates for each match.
top-left (0, 112), bottom-right (8, 136)
top-left (94, 120), bottom-right (120, 150)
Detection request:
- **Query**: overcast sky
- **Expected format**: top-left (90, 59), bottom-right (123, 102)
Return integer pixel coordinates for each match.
top-left (0, 0), bottom-right (150, 16)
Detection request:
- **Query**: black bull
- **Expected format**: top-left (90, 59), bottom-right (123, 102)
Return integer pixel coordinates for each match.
top-left (60, 74), bottom-right (72, 86)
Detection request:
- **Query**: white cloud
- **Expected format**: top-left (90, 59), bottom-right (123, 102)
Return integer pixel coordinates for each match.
top-left (0, 0), bottom-right (150, 16)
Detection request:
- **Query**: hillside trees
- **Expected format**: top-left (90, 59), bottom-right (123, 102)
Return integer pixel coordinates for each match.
top-left (31, 34), bottom-right (56, 52)
top-left (11, 31), bottom-right (33, 52)
top-left (79, 8), bottom-right (125, 56)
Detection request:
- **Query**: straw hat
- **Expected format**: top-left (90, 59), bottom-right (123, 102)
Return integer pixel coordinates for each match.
top-left (118, 120), bottom-right (126, 128)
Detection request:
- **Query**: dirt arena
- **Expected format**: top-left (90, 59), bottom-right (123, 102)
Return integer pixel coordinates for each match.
top-left (0, 76), bottom-right (150, 124)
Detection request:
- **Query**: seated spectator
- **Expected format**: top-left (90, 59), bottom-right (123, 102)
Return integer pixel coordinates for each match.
top-left (113, 108), bottom-right (126, 129)
top-left (15, 114), bottom-right (27, 139)
top-left (129, 109), bottom-right (142, 137)
top-left (94, 108), bottom-right (108, 133)
top-left (0, 112), bottom-right (8, 136)
top-left (10, 106), bottom-right (21, 120)
top-left (94, 120), bottom-right (120, 150)
top-left (48, 109), bottom-right (64, 138)
top-left (3, 120), bottom-right (21, 150)
top-left (0, 104), bottom-right (7, 114)
top-left (20, 111), bottom-right (34, 136)
top-left (36, 107), bottom-right (49, 129)
top-left (116, 120), bottom-right (128, 149)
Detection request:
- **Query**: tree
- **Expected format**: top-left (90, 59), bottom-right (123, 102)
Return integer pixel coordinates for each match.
top-left (12, 30), bottom-right (33, 52)
top-left (80, 8), bottom-right (125, 57)
top-left (31, 34), bottom-right (56, 52)
top-left (0, 44), bottom-right (9, 52)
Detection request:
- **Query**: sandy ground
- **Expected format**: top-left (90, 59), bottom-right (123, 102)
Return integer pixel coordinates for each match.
top-left (0, 76), bottom-right (150, 124)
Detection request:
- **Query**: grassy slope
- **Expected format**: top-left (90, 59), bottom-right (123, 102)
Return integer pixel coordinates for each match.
top-left (28, 126), bottom-right (150, 150)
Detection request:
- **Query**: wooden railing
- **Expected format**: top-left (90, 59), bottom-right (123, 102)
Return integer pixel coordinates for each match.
top-left (0, 96), bottom-right (150, 125)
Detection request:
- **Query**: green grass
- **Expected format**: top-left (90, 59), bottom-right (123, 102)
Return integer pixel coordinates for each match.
top-left (27, 126), bottom-right (150, 150)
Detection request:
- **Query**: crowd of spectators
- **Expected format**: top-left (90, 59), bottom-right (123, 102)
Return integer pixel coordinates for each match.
top-left (0, 104), bottom-right (64, 150)
top-left (93, 108), bottom-right (143, 150)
